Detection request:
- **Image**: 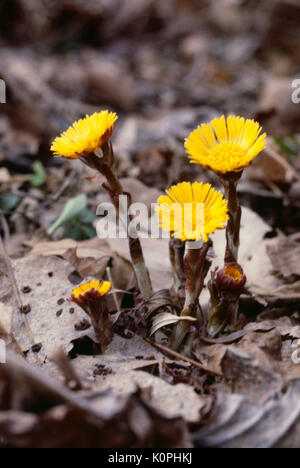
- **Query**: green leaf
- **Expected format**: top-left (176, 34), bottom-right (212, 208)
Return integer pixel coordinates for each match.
top-left (31, 160), bottom-right (47, 187)
top-left (48, 194), bottom-right (87, 235)
top-left (63, 223), bottom-right (96, 241)
top-left (274, 136), bottom-right (300, 160)
top-left (78, 208), bottom-right (97, 224)
top-left (80, 223), bottom-right (97, 238)
top-left (0, 194), bottom-right (20, 212)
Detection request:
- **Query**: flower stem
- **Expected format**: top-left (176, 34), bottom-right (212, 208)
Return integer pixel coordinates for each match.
top-left (170, 240), bottom-right (212, 350)
top-left (169, 238), bottom-right (186, 298)
top-left (88, 302), bottom-right (113, 354)
top-left (128, 237), bottom-right (153, 300)
top-left (207, 292), bottom-right (239, 337)
top-left (221, 176), bottom-right (241, 264)
top-left (89, 151), bottom-right (153, 300)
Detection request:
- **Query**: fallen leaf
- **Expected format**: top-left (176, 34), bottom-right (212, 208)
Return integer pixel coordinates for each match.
top-left (266, 236), bottom-right (300, 279)
top-left (0, 255), bottom-right (89, 363)
top-left (220, 345), bottom-right (283, 397)
top-left (245, 317), bottom-right (300, 341)
top-left (150, 312), bottom-right (196, 336)
top-left (95, 370), bottom-right (207, 423)
top-left (0, 303), bottom-right (13, 339)
top-left (0, 351), bottom-right (192, 448)
top-left (195, 379), bottom-right (300, 448)
top-left (30, 238), bottom-right (78, 262)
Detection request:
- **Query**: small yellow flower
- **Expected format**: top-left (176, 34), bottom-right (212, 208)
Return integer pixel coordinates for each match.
top-left (70, 280), bottom-right (111, 305)
top-left (223, 264), bottom-right (243, 281)
top-left (215, 263), bottom-right (246, 292)
top-left (156, 181), bottom-right (228, 242)
top-left (51, 111), bottom-right (118, 159)
top-left (185, 115), bottom-right (266, 173)
top-left (70, 280), bottom-right (113, 352)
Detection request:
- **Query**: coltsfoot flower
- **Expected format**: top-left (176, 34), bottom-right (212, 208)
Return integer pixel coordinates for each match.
top-left (185, 115), bottom-right (266, 174)
top-left (156, 181), bottom-right (228, 242)
top-left (70, 280), bottom-right (112, 352)
top-left (215, 263), bottom-right (246, 293)
top-left (207, 263), bottom-right (246, 337)
top-left (70, 280), bottom-right (112, 309)
top-left (51, 111), bottom-right (118, 159)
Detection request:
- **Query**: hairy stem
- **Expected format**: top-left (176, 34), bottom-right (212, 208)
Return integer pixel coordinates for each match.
top-left (222, 177), bottom-right (241, 264)
top-left (169, 238), bottom-right (185, 298)
top-left (207, 296), bottom-right (239, 337)
top-left (89, 151), bottom-right (153, 300)
top-left (89, 302), bottom-right (113, 354)
top-left (170, 240), bottom-right (212, 350)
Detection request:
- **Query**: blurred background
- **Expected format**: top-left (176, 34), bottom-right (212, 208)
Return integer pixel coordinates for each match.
top-left (0, 0), bottom-right (300, 245)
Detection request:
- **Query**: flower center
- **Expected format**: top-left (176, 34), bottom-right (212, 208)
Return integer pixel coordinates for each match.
top-left (224, 264), bottom-right (243, 281)
top-left (210, 142), bottom-right (246, 164)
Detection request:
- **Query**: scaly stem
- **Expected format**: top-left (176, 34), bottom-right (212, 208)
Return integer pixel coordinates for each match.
top-left (128, 237), bottom-right (153, 300)
top-left (89, 302), bottom-right (113, 354)
top-left (207, 172), bottom-right (244, 336)
top-left (169, 238), bottom-right (185, 298)
top-left (170, 240), bottom-right (212, 350)
top-left (207, 292), bottom-right (239, 337)
top-left (221, 175), bottom-right (241, 264)
top-left (88, 149), bottom-right (153, 300)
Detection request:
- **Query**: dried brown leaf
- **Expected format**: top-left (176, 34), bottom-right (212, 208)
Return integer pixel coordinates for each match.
top-left (195, 379), bottom-right (300, 448)
top-left (150, 312), bottom-right (196, 336)
top-left (0, 351), bottom-right (192, 448)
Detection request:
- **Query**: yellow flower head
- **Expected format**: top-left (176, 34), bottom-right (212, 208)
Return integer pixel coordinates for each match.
top-left (223, 264), bottom-right (243, 281)
top-left (185, 115), bottom-right (266, 174)
top-left (70, 280), bottom-right (111, 306)
top-left (51, 111), bottom-right (118, 159)
top-left (156, 181), bottom-right (228, 242)
top-left (216, 263), bottom-right (246, 292)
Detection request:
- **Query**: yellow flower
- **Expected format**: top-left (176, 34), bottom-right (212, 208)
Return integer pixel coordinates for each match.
top-left (70, 280), bottom-right (113, 352)
top-left (223, 264), bottom-right (243, 281)
top-left (156, 181), bottom-right (228, 242)
top-left (185, 115), bottom-right (266, 173)
top-left (70, 280), bottom-right (111, 305)
top-left (215, 263), bottom-right (246, 292)
top-left (51, 111), bottom-right (118, 159)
